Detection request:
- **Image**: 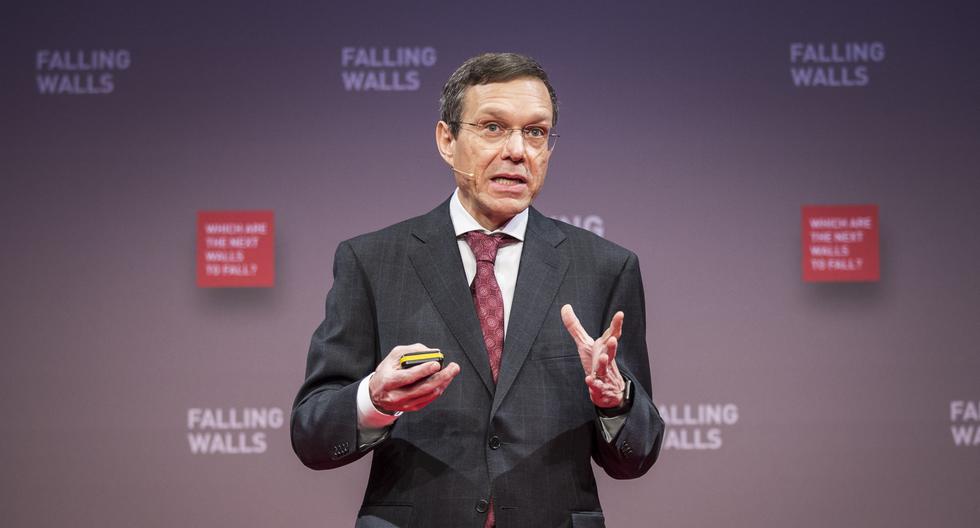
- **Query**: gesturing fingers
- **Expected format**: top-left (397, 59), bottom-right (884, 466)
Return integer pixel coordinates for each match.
top-left (599, 311), bottom-right (625, 341)
top-left (561, 304), bottom-right (594, 346)
top-left (562, 309), bottom-right (629, 408)
top-left (592, 336), bottom-right (617, 379)
top-left (585, 372), bottom-right (624, 408)
top-left (588, 333), bottom-right (626, 408)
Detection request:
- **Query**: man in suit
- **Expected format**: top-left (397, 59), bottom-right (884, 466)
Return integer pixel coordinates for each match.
top-left (292, 52), bottom-right (664, 528)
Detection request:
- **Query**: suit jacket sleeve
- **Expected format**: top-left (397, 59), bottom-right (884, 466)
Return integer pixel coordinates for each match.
top-left (291, 240), bottom-right (380, 470)
top-left (591, 251), bottom-right (665, 479)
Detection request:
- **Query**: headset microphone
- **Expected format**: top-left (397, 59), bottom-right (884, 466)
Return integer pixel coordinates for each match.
top-left (451, 166), bottom-right (476, 177)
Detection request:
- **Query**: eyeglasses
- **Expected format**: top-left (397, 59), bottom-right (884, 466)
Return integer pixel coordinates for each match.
top-left (453, 121), bottom-right (560, 152)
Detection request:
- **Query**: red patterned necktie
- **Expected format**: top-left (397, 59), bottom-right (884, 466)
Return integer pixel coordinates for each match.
top-left (464, 231), bottom-right (509, 383)
top-left (464, 231), bottom-right (509, 528)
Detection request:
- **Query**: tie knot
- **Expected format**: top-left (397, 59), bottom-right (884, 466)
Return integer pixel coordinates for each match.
top-left (464, 231), bottom-right (510, 263)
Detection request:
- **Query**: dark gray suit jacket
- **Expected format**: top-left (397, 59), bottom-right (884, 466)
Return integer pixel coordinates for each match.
top-left (292, 199), bottom-right (664, 528)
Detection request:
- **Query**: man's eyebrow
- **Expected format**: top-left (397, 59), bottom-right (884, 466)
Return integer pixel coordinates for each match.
top-left (472, 108), bottom-right (551, 124)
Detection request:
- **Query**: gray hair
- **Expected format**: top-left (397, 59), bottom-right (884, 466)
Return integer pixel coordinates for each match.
top-left (439, 52), bottom-right (559, 137)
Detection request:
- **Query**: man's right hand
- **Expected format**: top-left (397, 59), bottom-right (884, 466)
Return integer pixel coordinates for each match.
top-left (369, 343), bottom-right (461, 413)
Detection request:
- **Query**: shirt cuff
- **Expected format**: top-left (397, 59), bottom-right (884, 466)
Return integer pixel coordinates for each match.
top-left (357, 373), bottom-right (401, 430)
top-left (597, 414), bottom-right (628, 443)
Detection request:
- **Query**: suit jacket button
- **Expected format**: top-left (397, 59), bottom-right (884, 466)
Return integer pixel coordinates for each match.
top-left (476, 499), bottom-right (489, 513)
top-left (488, 435), bottom-right (501, 450)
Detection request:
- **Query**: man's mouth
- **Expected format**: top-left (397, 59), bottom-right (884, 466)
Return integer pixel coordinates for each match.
top-left (491, 175), bottom-right (527, 186)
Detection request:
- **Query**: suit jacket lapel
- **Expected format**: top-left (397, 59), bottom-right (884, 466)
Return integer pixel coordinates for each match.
top-left (492, 207), bottom-right (569, 417)
top-left (409, 199), bottom-right (495, 396)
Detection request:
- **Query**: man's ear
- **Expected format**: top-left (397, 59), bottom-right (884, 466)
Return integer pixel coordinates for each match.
top-left (435, 121), bottom-right (455, 167)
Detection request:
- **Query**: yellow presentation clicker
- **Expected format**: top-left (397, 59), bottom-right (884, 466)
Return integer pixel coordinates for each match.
top-left (399, 350), bottom-right (445, 369)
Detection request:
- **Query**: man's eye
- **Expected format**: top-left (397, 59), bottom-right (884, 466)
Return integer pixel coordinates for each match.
top-left (483, 123), bottom-right (502, 133)
top-left (525, 127), bottom-right (546, 138)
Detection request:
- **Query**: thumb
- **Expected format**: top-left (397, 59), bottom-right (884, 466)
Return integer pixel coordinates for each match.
top-left (561, 304), bottom-right (592, 344)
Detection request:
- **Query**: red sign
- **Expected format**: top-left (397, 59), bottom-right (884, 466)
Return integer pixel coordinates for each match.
top-left (801, 205), bottom-right (879, 282)
top-left (197, 211), bottom-right (275, 288)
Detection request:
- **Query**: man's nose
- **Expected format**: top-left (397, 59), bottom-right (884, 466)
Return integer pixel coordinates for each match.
top-left (500, 129), bottom-right (526, 161)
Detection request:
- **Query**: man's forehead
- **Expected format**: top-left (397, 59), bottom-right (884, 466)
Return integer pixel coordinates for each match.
top-left (461, 78), bottom-right (553, 120)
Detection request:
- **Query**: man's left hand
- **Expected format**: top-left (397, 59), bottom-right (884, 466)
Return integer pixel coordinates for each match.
top-left (560, 304), bottom-right (626, 409)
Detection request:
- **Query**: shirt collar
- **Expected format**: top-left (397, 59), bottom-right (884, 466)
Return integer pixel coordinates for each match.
top-left (450, 188), bottom-right (527, 242)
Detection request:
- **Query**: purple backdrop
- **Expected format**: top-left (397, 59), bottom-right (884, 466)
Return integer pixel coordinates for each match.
top-left (2, 0), bottom-right (979, 526)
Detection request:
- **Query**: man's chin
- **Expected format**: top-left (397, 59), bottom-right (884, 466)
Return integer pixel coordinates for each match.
top-left (491, 198), bottom-right (530, 215)
top-left (477, 200), bottom-right (528, 229)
